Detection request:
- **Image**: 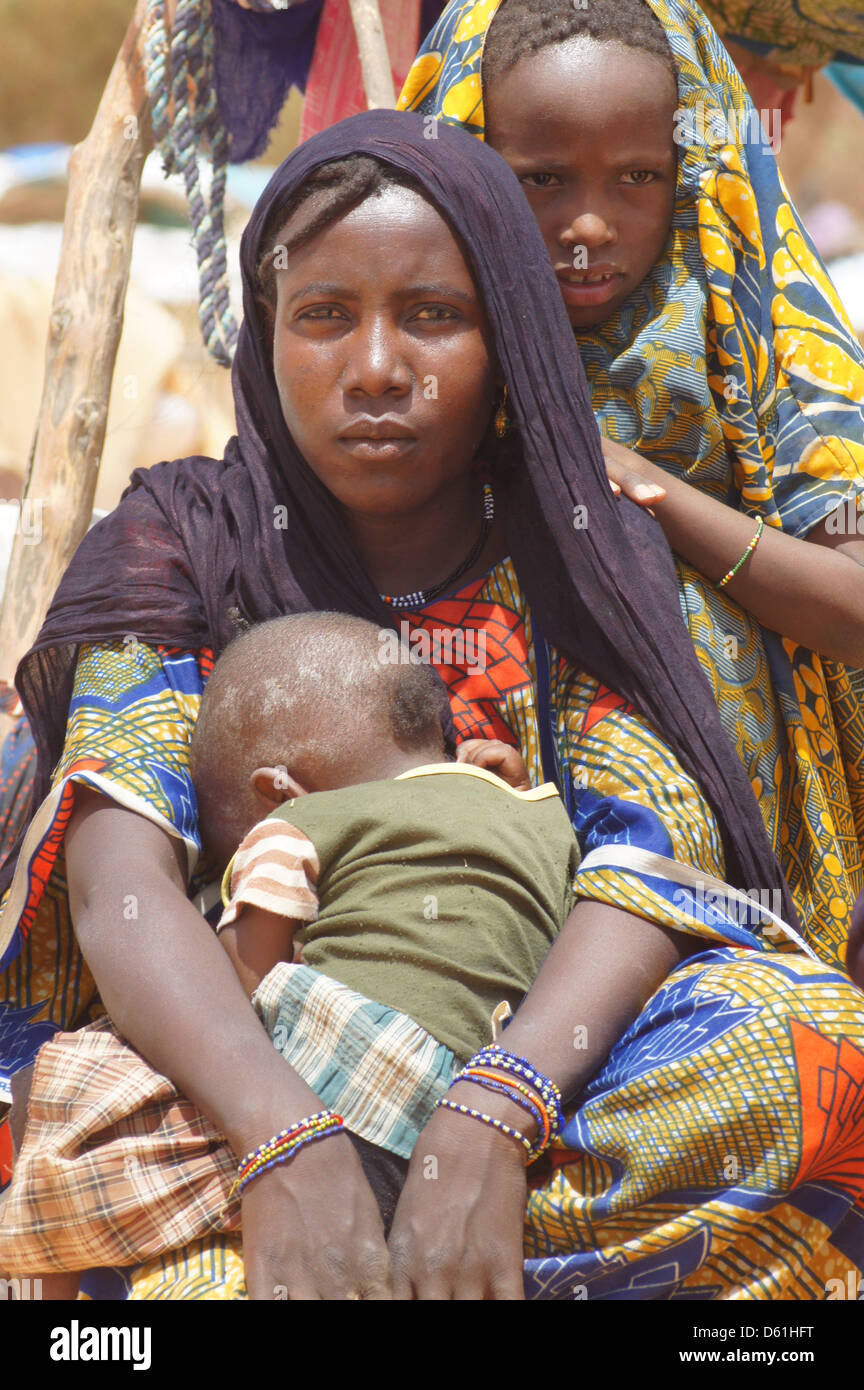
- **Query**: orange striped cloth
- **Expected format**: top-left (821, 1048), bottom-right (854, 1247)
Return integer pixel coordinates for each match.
top-left (217, 817), bottom-right (319, 930)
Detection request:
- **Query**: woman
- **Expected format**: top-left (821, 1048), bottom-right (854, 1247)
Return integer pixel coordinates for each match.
top-left (399, 0), bottom-right (864, 971)
top-left (1, 112), bottom-right (862, 1301)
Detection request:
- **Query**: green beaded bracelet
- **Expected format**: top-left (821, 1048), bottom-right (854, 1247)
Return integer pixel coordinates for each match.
top-left (716, 516), bottom-right (764, 590)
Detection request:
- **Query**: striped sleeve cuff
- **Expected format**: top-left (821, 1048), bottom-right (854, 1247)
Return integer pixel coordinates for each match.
top-left (217, 817), bottom-right (320, 932)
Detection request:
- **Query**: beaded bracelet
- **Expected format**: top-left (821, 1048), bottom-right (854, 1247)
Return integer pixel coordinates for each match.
top-left (233, 1120), bottom-right (342, 1196)
top-left (228, 1110), bottom-right (344, 1204)
top-left (445, 1048), bottom-right (565, 1163)
top-left (470, 1045), bottom-right (561, 1105)
top-left (456, 1067), bottom-right (551, 1155)
top-left (460, 1066), bottom-right (548, 1127)
top-left (234, 1109), bottom-right (337, 1175)
top-left (468, 1046), bottom-right (565, 1139)
top-left (435, 1097), bottom-right (532, 1156)
top-left (716, 516), bottom-right (764, 590)
top-left (231, 1115), bottom-right (343, 1199)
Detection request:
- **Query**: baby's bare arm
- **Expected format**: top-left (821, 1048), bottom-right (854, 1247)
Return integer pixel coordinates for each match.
top-left (219, 906), bottom-right (300, 998)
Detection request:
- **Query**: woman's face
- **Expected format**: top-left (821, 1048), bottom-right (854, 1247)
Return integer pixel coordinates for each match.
top-left (485, 37), bottom-right (678, 329)
top-left (268, 186), bottom-right (496, 520)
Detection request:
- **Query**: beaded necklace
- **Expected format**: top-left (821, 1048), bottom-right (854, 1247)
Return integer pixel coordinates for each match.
top-left (379, 484), bottom-right (494, 610)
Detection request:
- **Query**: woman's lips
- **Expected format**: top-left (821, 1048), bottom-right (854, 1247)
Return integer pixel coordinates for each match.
top-left (337, 416), bottom-right (417, 462)
top-left (556, 271), bottom-right (624, 307)
top-left (337, 437), bottom-right (417, 461)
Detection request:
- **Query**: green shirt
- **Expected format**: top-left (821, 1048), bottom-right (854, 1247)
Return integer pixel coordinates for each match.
top-left (265, 763), bottom-right (579, 1062)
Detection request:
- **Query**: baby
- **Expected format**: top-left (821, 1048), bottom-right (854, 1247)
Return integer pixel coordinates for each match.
top-left (0, 611), bottom-right (579, 1288)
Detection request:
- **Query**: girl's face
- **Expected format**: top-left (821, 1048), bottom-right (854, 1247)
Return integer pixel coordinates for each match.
top-left (485, 37), bottom-right (678, 329)
top-left (268, 186), bottom-right (496, 521)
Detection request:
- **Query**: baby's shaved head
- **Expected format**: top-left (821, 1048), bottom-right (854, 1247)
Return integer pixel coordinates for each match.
top-left (190, 612), bottom-right (451, 867)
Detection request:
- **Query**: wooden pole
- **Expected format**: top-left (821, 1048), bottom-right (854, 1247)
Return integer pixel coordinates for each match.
top-left (0, 0), bottom-right (157, 686)
top-left (348, 0), bottom-right (397, 109)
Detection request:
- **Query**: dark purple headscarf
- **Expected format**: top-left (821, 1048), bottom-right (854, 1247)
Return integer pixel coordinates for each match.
top-left (2, 110), bottom-right (795, 921)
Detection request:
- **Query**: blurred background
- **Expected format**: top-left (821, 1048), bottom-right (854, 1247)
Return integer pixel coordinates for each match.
top-left (1, 0), bottom-right (862, 521)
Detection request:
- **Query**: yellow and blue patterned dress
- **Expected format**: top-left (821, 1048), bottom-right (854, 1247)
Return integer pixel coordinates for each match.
top-left (398, 0), bottom-right (864, 971)
top-left (2, 560), bottom-right (864, 1299)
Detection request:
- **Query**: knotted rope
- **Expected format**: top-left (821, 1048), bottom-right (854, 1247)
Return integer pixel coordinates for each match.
top-left (143, 0), bottom-right (239, 365)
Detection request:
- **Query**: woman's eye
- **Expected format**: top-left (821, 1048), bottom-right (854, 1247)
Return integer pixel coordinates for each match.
top-left (411, 306), bottom-right (458, 322)
top-left (520, 172), bottom-right (560, 190)
top-left (297, 305), bottom-right (347, 321)
top-left (621, 170), bottom-right (658, 185)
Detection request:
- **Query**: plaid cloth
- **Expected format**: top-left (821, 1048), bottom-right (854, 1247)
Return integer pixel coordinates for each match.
top-left (0, 966), bottom-right (456, 1275)
top-left (0, 1016), bottom-right (238, 1275)
top-left (255, 963), bottom-right (456, 1159)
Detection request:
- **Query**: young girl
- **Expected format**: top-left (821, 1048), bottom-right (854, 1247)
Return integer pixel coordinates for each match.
top-left (400, 0), bottom-right (864, 970)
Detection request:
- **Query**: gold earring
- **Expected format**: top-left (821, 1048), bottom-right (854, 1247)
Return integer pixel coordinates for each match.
top-left (495, 385), bottom-right (512, 438)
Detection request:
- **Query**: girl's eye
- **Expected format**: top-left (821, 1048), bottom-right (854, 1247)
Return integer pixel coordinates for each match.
top-left (621, 170), bottom-right (658, 185)
top-left (520, 172), bottom-right (561, 190)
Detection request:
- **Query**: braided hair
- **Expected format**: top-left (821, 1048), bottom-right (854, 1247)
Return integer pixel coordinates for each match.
top-left (256, 156), bottom-right (426, 308)
top-left (482, 0), bottom-right (678, 87)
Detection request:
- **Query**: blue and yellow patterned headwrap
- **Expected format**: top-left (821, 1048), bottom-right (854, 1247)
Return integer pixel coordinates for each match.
top-left (699, 0), bottom-right (864, 70)
top-left (399, 0), bottom-right (864, 537)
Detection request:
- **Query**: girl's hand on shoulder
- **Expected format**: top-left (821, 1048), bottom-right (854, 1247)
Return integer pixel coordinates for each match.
top-left (600, 438), bottom-right (667, 508)
top-left (242, 1131), bottom-right (393, 1300)
top-left (388, 1098), bottom-right (528, 1300)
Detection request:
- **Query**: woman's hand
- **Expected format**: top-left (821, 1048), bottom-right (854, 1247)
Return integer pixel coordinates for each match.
top-left (242, 1132), bottom-right (393, 1300)
top-left (388, 1091), bottom-right (528, 1300)
top-left (387, 902), bottom-right (702, 1300)
top-left (600, 437), bottom-right (667, 507)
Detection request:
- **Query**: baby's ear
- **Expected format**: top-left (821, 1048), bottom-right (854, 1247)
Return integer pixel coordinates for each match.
top-left (250, 765), bottom-right (307, 805)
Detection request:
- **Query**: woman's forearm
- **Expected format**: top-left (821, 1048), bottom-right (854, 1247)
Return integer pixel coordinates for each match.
top-left (65, 788), bottom-right (323, 1157)
top-left (604, 442), bottom-right (864, 665)
top-left (498, 901), bottom-right (694, 1096)
top-left (445, 900), bottom-right (698, 1131)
